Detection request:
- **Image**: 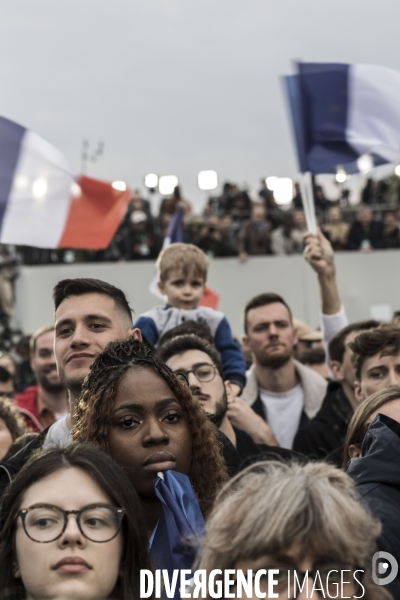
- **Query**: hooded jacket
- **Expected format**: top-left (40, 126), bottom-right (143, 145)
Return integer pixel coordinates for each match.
top-left (346, 414), bottom-right (400, 598)
top-left (13, 385), bottom-right (43, 433)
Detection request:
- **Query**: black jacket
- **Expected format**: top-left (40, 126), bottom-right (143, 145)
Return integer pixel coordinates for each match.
top-left (292, 381), bottom-right (353, 466)
top-left (347, 414), bottom-right (400, 598)
top-left (347, 221), bottom-right (384, 250)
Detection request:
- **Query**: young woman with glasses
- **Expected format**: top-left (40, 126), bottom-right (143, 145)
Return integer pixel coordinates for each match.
top-left (195, 460), bottom-right (391, 600)
top-left (0, 444), bottom-right (152, 600)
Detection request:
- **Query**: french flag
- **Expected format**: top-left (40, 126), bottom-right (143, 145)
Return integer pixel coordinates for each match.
top-left (284, 62), bottom-right (400, 174)
top-left (0, 116), bottom-right (130, 249)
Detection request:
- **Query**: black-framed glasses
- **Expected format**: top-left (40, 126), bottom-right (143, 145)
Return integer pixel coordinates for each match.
top-left (174, 363), bottom-right (217, 385)
top-left (18, 503), bottom-right (125, 544)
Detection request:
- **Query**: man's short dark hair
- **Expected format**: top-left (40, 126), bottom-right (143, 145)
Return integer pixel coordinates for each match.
top-left (158, 334), bottom-right (223, 377)
top-left (349, 324), bottom-right (400, 380)
top-left (328, 320), bottom-right (380, 364)
top-left (158, 321), bottom-right (214, 346)
top-left (243, 293), bottom-right (292, 334)
top-left (53, 278), bottom-right (133, 324)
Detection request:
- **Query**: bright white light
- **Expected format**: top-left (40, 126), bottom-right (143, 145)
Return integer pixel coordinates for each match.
top-left (273, 177), bottom-right (293, 205)
top-left (395, 165), bottom-right (400, 177)
top-left (198, 170), bottom-right (218, 191)
top-left (111, 181), bottom-right (127, 192)
top-left (357, 154), bottom-right (373, 174)
top-left (336, 169), bottom-right (347, 183)
top-left (70, 182), bottom-right (81, 197)
top-left (144, 173), bottom-right (159, 189)
top-left (15, 176), bottom-right (29, 190)
top-left (159, 175), bottom-right (178, 196)
top-left (266, 176), bottom-right (278, 191)
top-left (32, 178), bottom-right (48, 200)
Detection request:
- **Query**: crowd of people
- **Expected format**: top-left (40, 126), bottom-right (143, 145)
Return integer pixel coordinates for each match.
top-left (0, 232), bottom-right (399, 599)
top-left (1, 175), bottom-right (399, 268)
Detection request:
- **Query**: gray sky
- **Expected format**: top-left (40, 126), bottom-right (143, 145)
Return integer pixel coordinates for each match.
top-left (1, 0), bottom-right (399, 211)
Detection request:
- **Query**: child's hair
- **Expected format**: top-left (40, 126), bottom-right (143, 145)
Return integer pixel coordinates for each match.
top-left (156, 243), bottom-right (209, 283)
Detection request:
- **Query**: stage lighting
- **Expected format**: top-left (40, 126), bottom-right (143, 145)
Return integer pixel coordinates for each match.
top-left (111, 181), bottom-right (127, 191)
top-left (198, 170), bottom-right (218, 191)
top-left (357, 154), bottom-right (373, 174)
top-left (144, 173), bottom-right (159, 189)
top-left (336, 169), bottom-right (347, 183)
top-left (266, 176), bottom-right (278, 191)
top-left (273, 177), bottom-right (293, 205)
top-left (159, 175), bottom-right (178, 195)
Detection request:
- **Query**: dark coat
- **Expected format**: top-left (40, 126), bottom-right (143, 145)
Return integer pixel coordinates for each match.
top-left (293, 381), bottom-right (353, 466)
top-left (347, 220), bottom-right (384, 250)
top-left (346, 414), bottom-right (400, 598)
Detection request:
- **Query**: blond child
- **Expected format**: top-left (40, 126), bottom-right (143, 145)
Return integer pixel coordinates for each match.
top-left (135, 243), bottom-right (246, 392)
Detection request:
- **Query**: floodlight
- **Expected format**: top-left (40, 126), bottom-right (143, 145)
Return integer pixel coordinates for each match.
top-left (357, 154), bottom-right (373, 174)
top-left (395, 165), bottom-right (400, 177)
top-left (144, 173), bottom-right (159, 189)
top-left (335, 169), bottom-right (347, 183)
top-left (273, 178), bottom-right (293, 205)
top-left (111, 181), bottom-right (127, 191)
top-left (32, 178), bottom-right (48, 200)
top-left (159, 175), bottom-right (178, 196)
top-left (198, 170), bottom-right (218, 191)
top-left (266, 176), bottom-right (278, 191)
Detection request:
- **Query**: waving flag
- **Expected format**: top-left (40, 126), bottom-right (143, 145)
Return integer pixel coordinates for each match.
top-left (149, 206), bottom-right (219, 309)
top-left (0, 116), bottom-right (130, 249)
top-left (284, 62), bottom-right (400, 174)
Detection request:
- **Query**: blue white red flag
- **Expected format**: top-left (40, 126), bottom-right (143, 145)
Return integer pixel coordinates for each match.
top-left (284, 62), bottom-right (400, 174)
top-left (0, 116), bottom-right (130, 249)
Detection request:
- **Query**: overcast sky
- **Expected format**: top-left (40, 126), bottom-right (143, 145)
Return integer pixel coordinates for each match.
top-left (1, 0), bottom-right (399, 211)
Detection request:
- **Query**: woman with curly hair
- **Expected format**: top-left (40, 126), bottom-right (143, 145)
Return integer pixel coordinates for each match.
top-left (0, 396), bottom-right (26, 463)
top-left (195, 460), bottom-right (392, 600)
top-left (72, 338), bottom-right (228, 535)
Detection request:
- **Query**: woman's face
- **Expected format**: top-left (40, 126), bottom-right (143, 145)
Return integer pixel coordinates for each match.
top-left (14, 467), bottom-right (123, 600)
top-left (107, 367), bottom-right (192, 498)
top-left (0, 417), bottom-right (13, 461)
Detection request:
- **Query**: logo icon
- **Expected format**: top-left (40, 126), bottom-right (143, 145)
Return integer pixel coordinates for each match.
top-left (372, 551), bottom-right (398, 586)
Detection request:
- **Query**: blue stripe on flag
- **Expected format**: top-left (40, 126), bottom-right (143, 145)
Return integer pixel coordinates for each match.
top-left (285, 63), bottom-right (365, 173)
top-left (0, 117), bottom-right (25, 230)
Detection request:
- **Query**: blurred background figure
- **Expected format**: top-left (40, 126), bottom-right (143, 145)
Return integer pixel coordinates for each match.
top-left (270, 212), bottom-right (303, 255)
top-left (0, 396), bottom-right (26, 462)
top-left (347, 205), bottom-right (384, 251)
top-left (197, 216), bottom-right (237, 258)
top-left (382, 210), bottom-right (400, 248)
top-left (238, 202), bottom-right (272, 262)
top-left (0, 367), bottom-right (15, 397)
top-left (322, 206), bottom-right (350, 251)
top-left (361, 177), bottom-right (376, 204)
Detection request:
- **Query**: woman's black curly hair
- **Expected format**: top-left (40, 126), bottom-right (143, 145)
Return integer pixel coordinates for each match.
top-left (72, 338), bottom-right (228, 517)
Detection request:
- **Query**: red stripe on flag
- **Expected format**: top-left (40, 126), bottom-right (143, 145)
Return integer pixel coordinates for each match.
top-left (58, 176), bottom-right (130, 249)
top-left (198, 286), bottom-right (219, 309)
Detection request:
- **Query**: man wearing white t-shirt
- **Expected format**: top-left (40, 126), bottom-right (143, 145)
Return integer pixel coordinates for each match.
top-left (228, 293), bottom-right (327, 449)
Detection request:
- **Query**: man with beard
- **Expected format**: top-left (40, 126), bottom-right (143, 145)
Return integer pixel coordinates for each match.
top-left (230, 293), bottom-right (327, 449)
top-left (159, 333), bottom-right (295, 463)
top-left (14, 325), bottom-right (68, 432)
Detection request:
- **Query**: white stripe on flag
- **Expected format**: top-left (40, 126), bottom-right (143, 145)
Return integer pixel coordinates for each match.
top-left (0, 130), bottom-right (74, 247)
top-left (347, 64), bottom-right (400, 164)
